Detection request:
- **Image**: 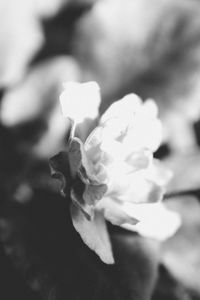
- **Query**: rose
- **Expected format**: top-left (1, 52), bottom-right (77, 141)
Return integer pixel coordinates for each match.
top-left (50, 82), bottom-right (181, 264)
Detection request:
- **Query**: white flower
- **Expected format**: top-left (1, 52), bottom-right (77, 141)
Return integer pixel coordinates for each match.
top-left (60, 81), bottom-right (101, 124)
top-left (57, 82), bottom-right (181, 264)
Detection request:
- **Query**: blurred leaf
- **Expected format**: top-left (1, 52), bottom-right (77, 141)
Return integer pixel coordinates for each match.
top-left (152, 265), bottom-right (194, 300)
top-left (161, 196), bottom-right (200, 293)
top-left (73, 0), bottom-right (200, 152)
top-left (165, 151), bottom-right (200, 194)
top-left (1, 57), bottom-right (80, 159)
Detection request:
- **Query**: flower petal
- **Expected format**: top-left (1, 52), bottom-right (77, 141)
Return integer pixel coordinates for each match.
top-left (60, 81), bottom-right (101, 123)
top-left (147, 159), bottom-right (173, 187)
top-left (123, 118), bottom-right (162, 152)
top-left (100, 93), bottom-right (142, 124)
top-left (110, 172), bottom-right (163, 204)
top-left (143, 99), bottom-right (158, 118)
top-left (125, 149), bottom-right (152, 171)
top-left (96, 197), bottom-right (139, 226)
top-left (83, 182), bottom-right (108, 205)
top-left (121, 202), bottom-right (181, 241)
top-left (70, 203), bottom-right (114, 264)
top-left (69, 138), bottom-right (107, 206)
top-left (84, 126), bottom-right (103, 152)
top-left (68, 137), bottom-right (96, 181)
top-left (98, 94), bottom-right (143, 143)
top-left (100, 95), bottom-right (162, 152)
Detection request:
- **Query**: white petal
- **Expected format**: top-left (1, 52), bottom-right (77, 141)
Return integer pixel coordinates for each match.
top-left (100, 138), bottom-right (124, 161)
top-left (122, 202), bottom-right (181, 241)
top-left (60, 81), bottom-right (101, 123)
top-left (117, 173), bottom-right (163, 204)
top-left (96, 197), bottom-right (139, 226)
top-left (123, 118), bottom-right (162, 152)
top-left (125, 149), bottom-right (152, 171)
top-left (100, 95), bottom-right (162, 152)
top-left (84, 126), bottom-right (103, 152)
top-left (146, 159), bottom-right (173, 187)
top-left (70, 203), bottom-right (114, 264)
top-left (100, 93), bottom-right (142, 124)
top-left (143, 99), bottom-right (158, 118)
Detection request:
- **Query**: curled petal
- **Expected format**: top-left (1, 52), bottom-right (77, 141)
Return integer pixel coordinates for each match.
top-left (121, 202), bottom-right (181, 241)
top-left (60, 81), bottom-right (101, 123)
top-left (70, 203), bottom-right (114, 264)
top-left (84, 126), bottom-right (103, 152)
top-left (49, 151), bottom-right (71, 197)
top-left (96, 197), bottom-right (139, 226)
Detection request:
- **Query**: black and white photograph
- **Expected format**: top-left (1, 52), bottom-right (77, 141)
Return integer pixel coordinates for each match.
top-left (0, 1), bottom-right (200, 299)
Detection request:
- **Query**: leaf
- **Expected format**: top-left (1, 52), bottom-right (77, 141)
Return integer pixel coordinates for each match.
top-left (49, 151), bottom-right (71, 197)
top-left (68, 138), bottom-right (83, 178)
top-left (68, 137), bottom-right (96, 181)
top-left (49, 137), bottom-right (107, 219)
top-left (71, 185), bottom-right (94, 220)
top-left (70, 202), bottom-right (114, 264)
top-left (49, 150), bottom-right (94, 219)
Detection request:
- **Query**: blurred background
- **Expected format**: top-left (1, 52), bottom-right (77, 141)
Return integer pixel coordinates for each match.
top-left (0, 0), bottom-right (200, 299)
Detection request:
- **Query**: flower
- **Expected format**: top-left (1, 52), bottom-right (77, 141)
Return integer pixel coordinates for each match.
top-left (50, 82), bottom-right (181, 264)
top-left (60, 81), bottom-right (101, 124)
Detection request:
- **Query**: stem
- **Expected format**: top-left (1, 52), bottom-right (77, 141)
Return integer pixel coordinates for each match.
top-left (69, 119), bottom-right (76, 141)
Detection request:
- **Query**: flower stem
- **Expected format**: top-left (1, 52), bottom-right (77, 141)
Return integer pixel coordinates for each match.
top-left (69, 119), bottom-right (76, 141)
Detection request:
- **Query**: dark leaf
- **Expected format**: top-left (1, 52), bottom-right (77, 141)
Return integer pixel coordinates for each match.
top-left (49, 151), bottom-right (71, 197)
top-left (68, 138), bottom-right (83, 177)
